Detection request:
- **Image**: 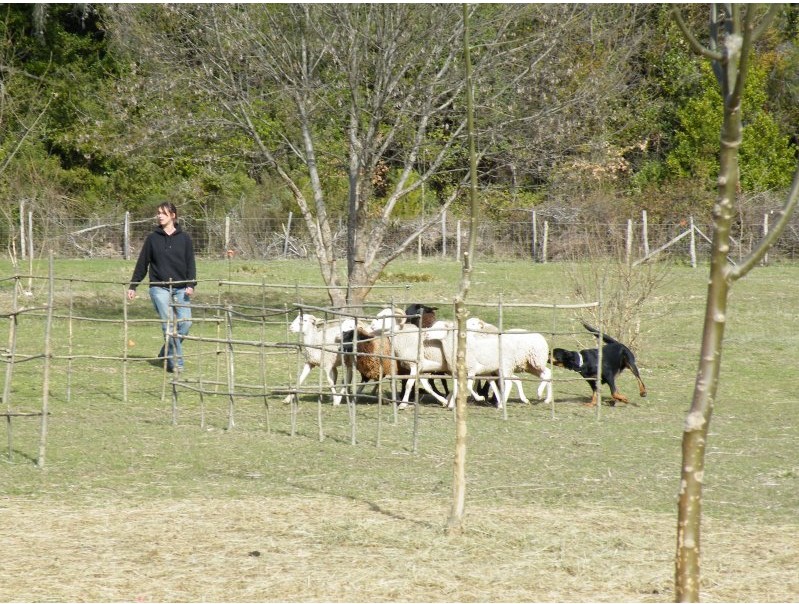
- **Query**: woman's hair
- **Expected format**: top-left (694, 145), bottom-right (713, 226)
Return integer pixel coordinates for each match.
top-left (157, 202), bottom-right (178, 221)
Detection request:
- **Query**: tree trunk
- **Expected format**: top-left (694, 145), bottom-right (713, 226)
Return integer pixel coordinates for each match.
top-left (447, 4), bottom-right (478, 535)
top-left (673, 6), bottom-right (789, 601)
top-left (675, 110), bottom-right (737, 602)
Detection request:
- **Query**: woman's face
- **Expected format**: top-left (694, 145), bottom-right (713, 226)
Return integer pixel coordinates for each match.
top-left (156, 207), bottom-right (176, 228)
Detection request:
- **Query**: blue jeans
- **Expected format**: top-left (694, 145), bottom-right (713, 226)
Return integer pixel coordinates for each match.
top-left (150, 286), bottom-right (192, 370)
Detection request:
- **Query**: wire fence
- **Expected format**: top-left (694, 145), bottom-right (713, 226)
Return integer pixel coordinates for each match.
top-left (2, 258), bottom-right (610, 465)
top-left (6, 207), bottom-right (799, 264)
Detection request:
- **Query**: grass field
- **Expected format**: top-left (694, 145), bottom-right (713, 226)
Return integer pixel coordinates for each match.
top-left (0, 257), bottom-right (797, 602)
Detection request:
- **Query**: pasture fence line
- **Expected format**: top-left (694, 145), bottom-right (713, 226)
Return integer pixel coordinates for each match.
top-left (1, 265), bottom-right (609, 466)
top-left (1, 256), bottom-right (56, 467)
top-left (5, 206), bottom-right (796, 265)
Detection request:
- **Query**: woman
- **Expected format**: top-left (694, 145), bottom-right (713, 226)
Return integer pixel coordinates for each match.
top-left (127, 202), bottom-right (196, 373)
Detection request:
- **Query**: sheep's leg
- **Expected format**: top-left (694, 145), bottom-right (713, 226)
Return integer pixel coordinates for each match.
top-left (399, 368), bottom-right (447, 407)
top-left (446, 383), bottom-right (456, 409)
top-left (399, 365), bottom-right (418, 409)
top-left (446, 378), bottom-right (462, 409)
top-left (509, 375), bottom-right (530, 404)
top-left (444, 378), bottom-right (458, 408)
top-left (284, 362), bottom-right (312, 403)
top-left (537, 367), bottom-right (553, 404)
top-left (487, 374), bottom-right (523, 408)
top-left (448, 377), bottom-right (477, 409)
top-left (488, 380), bottom-right (505, 408)
top-left (467, 379), bottom-right (486, 401)
top-left (341, 363), bottom-right (357, 403)
top-left (341, 364), bottom-right (364, 405)
top-left (470, 376), bottom-right (486, 401)
top-left (327, 368), bottom-right (344, 406)
top-left (418, 376), bottom-right (449, 405)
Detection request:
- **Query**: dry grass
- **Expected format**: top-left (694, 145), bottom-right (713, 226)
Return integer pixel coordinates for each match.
top-left (2, 259), bottom-right (799, 602)
top-left (2, 496), bottom-right (797, 602)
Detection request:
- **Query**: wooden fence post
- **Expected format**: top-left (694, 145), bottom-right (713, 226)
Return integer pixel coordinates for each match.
top-left (224, 215), bottom-right (231, 256)
top-left (4, 276), bottom-right (19, 460)
top-left (283, 211), bottom-right (293, 257)
top-left (441, 212), bottom-right (447, 258)
top-left (542, 220), bottom-right (549, 264)
top-left (689, 216), bottom-right (697, 268)
top-left (225, 304), bottom-right (236, 431)
top-left (642, 210), bottom-right (650, 258)
top-left (626, 219), bottom-right (633, 265)
top-left (531, 210), bottom-right (538, 262)
top-left (19, 200), bottom-right (26, 260)
top-left (763, 212), bottom-right (770, 266)
top-left (37, 253), bottom-right (55, 468)
top-left (123, 211), bottom-right (130, 260)
top-left (27, 210), bottom-right (33, 291)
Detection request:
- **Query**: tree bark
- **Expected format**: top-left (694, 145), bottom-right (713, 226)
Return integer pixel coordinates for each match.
top-left (447, 4), bottom-right (479, 536)
top-left (673, 5), bottom-right (790, 601)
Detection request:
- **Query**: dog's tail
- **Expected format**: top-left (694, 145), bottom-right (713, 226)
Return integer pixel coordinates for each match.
top-left (581, 321), bottom-right (620, 345)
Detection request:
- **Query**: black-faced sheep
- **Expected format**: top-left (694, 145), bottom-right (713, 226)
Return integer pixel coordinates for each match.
top-left (404, 303), bottom-right (438, 328)
top-left (402, 303), bottom-right (449, 399)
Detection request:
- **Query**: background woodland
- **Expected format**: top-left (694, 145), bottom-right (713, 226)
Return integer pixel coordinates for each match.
top-left (1, 4), bottom-right (797, 257)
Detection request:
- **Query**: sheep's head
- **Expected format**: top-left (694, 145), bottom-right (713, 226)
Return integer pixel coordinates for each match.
top-left (425, 320), bottom-right (454, 342)
top-left (465, 317), bottom-right (485, 331)
top-left (405, 303), bottom-right (438, 328)
top-left (466, 317), bottom-right (497, 332)
top-left (370, 307), bottom-right (405, 333)
top-left (289, 313), bottom-right (317, 334)
top-left (340, 317), bottom-right (357, 333)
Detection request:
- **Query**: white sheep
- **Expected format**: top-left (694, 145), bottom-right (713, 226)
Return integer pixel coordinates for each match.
top-left (427, 317), bottom-right (553, 409)
top-left (464, 317), bottom-right (533, 405)
top-left (368, 308), bottom-right (451, 408)
top-left (284, 313), bottom-right (348, 405)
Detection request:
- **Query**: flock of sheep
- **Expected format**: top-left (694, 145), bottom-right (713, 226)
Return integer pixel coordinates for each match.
top-left (282, 304), bottom-right (553, 410)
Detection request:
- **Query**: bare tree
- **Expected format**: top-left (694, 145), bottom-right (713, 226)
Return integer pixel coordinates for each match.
top-left (108, 4), bottom-right (630, 307)
top-left (671, 5), bottom-right (799, 601)
top-left (447, 3), bottom-right (479, 536)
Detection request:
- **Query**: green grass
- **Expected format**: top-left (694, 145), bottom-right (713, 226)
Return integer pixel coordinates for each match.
top-left (1, 257), bottom-right (797, 601)
top-left (1, 256), bottom-right (796, 519)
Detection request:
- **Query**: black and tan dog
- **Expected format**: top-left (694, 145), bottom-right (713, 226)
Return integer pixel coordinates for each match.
top-left (551, 322), bottom-right (647, 407)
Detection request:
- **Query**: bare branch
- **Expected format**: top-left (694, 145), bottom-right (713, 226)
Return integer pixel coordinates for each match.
top-left (671, 8), bottom-right (723, 62)
top-left (728, 165), bottom-right (799, 282)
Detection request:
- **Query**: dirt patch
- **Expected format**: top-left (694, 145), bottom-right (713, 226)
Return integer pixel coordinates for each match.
top-left (2, 496), bottom-right (797, 602)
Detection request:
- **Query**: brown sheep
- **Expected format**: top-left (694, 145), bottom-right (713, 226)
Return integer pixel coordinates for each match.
top-left (341, 325), bottom-right (397, 399)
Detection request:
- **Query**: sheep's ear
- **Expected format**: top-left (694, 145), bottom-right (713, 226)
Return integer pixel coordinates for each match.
top-left (390, 306), bottom-right (404, 321)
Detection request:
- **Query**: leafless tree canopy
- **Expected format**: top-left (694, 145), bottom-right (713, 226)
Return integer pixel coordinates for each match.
top-left (106, 4), bottom-right (648, 306)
